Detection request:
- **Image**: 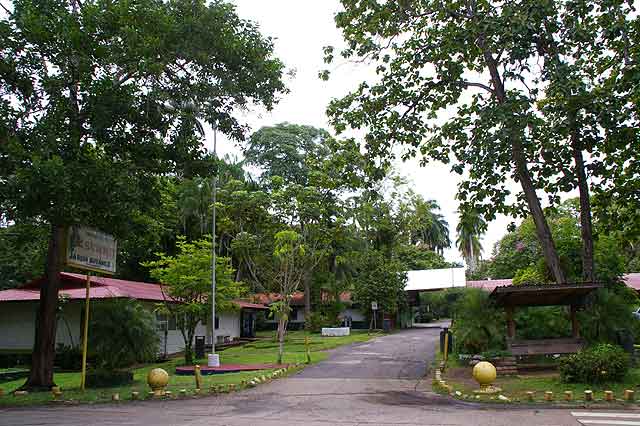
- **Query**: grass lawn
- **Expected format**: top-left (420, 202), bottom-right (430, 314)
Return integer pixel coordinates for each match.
top-left (0, 329), bottom-right (381, 407)
top-left (437, 354), bottom-right (640, 404)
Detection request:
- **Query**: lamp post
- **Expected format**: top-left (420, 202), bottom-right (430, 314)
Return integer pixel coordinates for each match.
top-left (209, 125), bottom-right (220, 367)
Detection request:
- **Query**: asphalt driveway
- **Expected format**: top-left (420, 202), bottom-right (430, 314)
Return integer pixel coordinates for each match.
top-left (0, 326), bottom-right (599, 426)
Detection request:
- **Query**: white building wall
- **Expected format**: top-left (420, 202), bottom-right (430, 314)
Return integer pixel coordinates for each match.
top-left (0, 301), bottom-right (83, 351)
top-left (0, 300), bottom-right (241, 356)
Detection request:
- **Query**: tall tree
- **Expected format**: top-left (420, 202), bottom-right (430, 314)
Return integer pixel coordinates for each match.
top-left (456, 208), bottom-right (486, 271)
top-left (324, 0), bottom-right (571, 283)
top-left (0, 0), bottom-right (285, 389)
top-left (244, 124), bottom-right (366, 316)
top-left (244, 123), bottom-right (331, 187)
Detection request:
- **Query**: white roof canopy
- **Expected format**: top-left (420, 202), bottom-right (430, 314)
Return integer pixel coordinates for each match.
top-left (405, 268), bottom-right (466, 291)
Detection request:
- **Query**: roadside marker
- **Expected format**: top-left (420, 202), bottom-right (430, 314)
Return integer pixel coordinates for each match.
top-left (572, 413), bottom-right (640, 419)
top-left (572, 412), bottom-right (640, 426)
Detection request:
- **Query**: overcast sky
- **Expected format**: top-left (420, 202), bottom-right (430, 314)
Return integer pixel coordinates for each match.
top-left (204, 0), bottom-right (515, 264)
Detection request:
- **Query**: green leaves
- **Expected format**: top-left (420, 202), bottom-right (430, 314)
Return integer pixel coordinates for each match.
top-left (1, 0), bottom-right (287, 234)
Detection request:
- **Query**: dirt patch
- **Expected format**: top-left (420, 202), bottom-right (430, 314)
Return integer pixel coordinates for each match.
top-left (365, 390), bottom-right (468, 407)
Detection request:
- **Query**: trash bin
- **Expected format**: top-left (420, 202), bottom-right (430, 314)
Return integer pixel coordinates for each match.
top-left (195, 336), bottom-right (206, 359)
top-left (440, 328), bottom-right (453, 354)
top-left (383, 319), bottom-right (391, 333)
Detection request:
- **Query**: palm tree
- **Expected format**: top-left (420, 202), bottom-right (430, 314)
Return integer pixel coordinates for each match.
top-left (456, 208), bottom-right (486, 270)
top-left (410, 198), bottom-right (451, 254)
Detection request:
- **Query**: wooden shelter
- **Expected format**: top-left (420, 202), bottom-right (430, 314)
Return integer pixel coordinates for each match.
top-left (490, 283), bottom-right (602, 356)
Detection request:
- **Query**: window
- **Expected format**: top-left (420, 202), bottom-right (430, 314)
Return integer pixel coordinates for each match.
top-left (215, 316), bottom-right (220, 330)
top-left (168, 314), bottom-right (177, 331)
top-left (156, 313), bottom-right (168, 332)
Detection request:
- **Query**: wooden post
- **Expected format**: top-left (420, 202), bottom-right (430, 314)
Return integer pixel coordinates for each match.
top-left (80, 273), bottom-right (91, 391)
top-left (506, 307), bottom-right (515, 340)
top-left (194, 365), bottom-right (203, 390)
top-left (570, 305), bottom-right (580, 338)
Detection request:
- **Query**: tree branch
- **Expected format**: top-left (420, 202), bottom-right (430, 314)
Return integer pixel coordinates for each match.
top-left (458, 80), bottom-right (495, 94)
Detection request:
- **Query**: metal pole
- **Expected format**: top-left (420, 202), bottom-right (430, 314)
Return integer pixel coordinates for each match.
top-left (80, 273), bottom-right (91, 390)
top-left (211, 125), bottom-right (217, 357)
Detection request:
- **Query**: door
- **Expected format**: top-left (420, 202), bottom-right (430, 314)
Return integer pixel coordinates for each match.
top-left (241, 310), bottom-right (256, 338)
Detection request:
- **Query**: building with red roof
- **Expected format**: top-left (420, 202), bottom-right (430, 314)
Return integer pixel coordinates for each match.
top-left (0, 273), bottom-right (267, 355)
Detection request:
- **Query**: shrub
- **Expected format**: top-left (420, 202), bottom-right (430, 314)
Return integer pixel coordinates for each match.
top-left (559, 343), bottom-right (630, 384)
top-left (452, 288), bottom-right (505, 354)
top-left (85, 369), bottom-right (134, 388)
top-left (304, 312), bottom-right (334, 333)
top-left (54, 344), bottom-right (82, 371)
top-left (578, 287), bottom-right (638, 344)
top-left (512, 266), bottom-right (546, 286)
top-left (89, 299), bottom-right (159, 372)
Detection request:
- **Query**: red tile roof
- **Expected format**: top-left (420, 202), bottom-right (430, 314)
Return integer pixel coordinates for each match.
top-left (466, 279), bottom-right (513, 292)
top-left (251, 291), bottom-right (352, 306)
top-left (624, 273), bottom-right (640, 290)
top-left (0, 272), bottom-right (267, 310)
top-left (233, 300), bottom-right (269, 310)
top-left (468, 274), bottom-right (640, 292)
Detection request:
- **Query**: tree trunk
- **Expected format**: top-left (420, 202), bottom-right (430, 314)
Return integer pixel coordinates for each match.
top-left (277, 316), bottom-right (287, 365)
top-left (24, 225), bottom-right (65, 390)
top-left (513, 140), bottom-right (567, 284)
top-left (303, 271), bottom-right (311, 318)
top-left (481, 45), bottom-right (567, 284)
top-left (569, 114), bottom-right (595, 283)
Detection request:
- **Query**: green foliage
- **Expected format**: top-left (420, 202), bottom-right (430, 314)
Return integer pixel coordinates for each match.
top-left (304, 312), bottom-right (335, 333)
top-left (0, 222), bottom-right (48, 290)
top-left (512, 267), bottom-right (547, 286)
top-left (456, 208), bottom-right (486, 270)
top-left (1, 0), bottom-right (286, 387)
top-left (144, 236), bottom-right (244, 364)
top-left (54, 344), bottom-right (82, 371)
top-left (396, 244), bottom-right (455, 271)
top-left (88, 299), bottom-right (159, 371)
top-left (559, 344), bottom-right (630, 384)
top-left (245, 124), bottom-right (332, 187)
top-left (452, 289), bottom-right (505, 354)
top-left (578, 287), bottom-right (638, 345)
top-left (419, 288), bottom-right (466, 320)
top-left (478, 200), bottom-right (627, 283)
top-left (85, 370), bottom-right (134, 389)
top-left (514, 307), bottom-right (571, 340)
top-left (352, 251), bottom-right (407, 316)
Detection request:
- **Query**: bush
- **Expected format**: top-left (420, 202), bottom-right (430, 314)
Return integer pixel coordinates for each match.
top-left (452, 288), bottom-right (505, 354)
top-left (0, 353), bottom-right (30, 369)
top-left (89, 299), bottom-right (159, 372)
top-left (85, 369), bottom-right (134, 388)
top-left (559, 343), bottom-right (630, 384)
top-left (304, 312), bottom-right (334, 333)
top-left (54, 344), bottom-right (82, 371)
top-left (578, 287), bottom-right (638, 344)
top-left (512, 266), bottom-right (546, 285)
top-left (419, 288), bottom-right (466, 320)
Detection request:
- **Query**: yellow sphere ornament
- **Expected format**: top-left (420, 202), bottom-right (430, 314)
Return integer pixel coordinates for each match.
top-left (472, 361), bottom-right (501, 394)
top-left (147, 368), bottom-right (169, 396)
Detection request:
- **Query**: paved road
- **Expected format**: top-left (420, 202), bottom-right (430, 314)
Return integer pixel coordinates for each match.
top-left (1, 327), bottom-right (636, 426)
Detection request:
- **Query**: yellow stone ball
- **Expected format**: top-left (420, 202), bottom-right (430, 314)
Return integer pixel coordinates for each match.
top-left (147, 368), bottom-right (169, 391)
top-left (472, 361), bottom-right (497, 387)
